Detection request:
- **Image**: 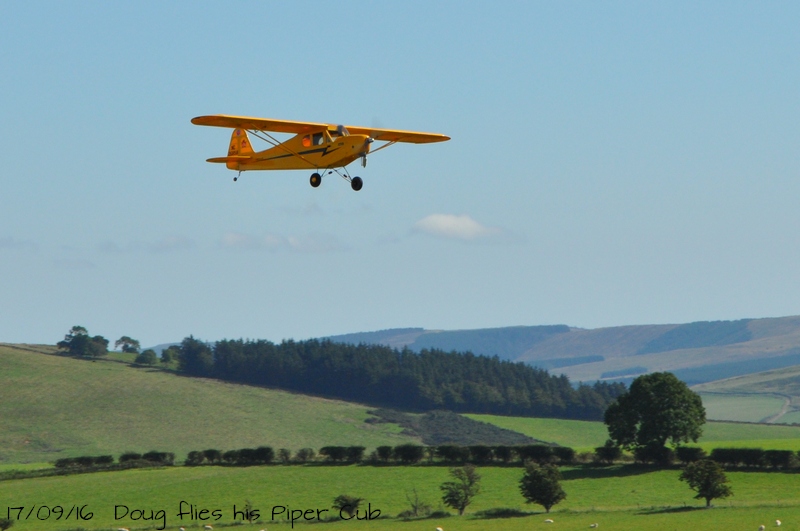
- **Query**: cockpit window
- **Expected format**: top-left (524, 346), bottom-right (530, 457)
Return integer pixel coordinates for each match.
top-left (312, 132), bottom-right (324, 145)
top-left (336, 125), bottom-right (349, 136)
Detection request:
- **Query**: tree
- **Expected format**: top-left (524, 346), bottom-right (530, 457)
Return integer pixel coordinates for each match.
top-left (177, 336), bottom-right (213, 375)
top-left (440, 464), bottom-right (481, 515)
top-left (57, 326), bottom-right (88, 355)
top-left (0, 517), bottom-right (13, 530)
top-left (114, 336), bottom-right (141, 354)
top-left (594, 440), bottom-right (622, 465)
top-left (57, 326), bottom-right (108, 358)
top-left (604, 372), bottom-right (705, 452)
top-left (679, 459), bottom-right (733, 507)
top-left (161, 345), bottom-right (180, 365)
top-left (400, 488), bottom-right (431, 518)
top-left (332, 495), bottom-right (363, 518)
top-left (319, 446), bottom-right (347, 462)
top-left (393, 444), bottom-right (424, 464)
top-left (87, 335), bottom-right (109, 358)
top-left (136, 349), bottom-right (158, 366)
top-left (295, 448), bottom-right (315, 462)
top-left (519, 462), bottom-right (566, 513)
top-left (278, 448), bottom-right (292, 464)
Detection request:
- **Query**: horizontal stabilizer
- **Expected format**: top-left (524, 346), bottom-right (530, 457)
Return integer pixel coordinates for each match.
top-left (206, 156), bottom-right (251, 163)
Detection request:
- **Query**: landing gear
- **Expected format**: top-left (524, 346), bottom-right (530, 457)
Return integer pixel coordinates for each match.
top-left (323, 168), bottom-right (364, 191)
top-left (234, 171), bottom-right (241, 182)
top-left (309, 172), bottom-right (322, 188)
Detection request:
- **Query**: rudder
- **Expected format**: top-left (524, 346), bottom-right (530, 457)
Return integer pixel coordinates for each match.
top-left (227, 129), bottom-right (254, 169)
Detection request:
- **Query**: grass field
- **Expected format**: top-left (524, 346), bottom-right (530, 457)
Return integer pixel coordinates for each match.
top-left (0, 464), bottom-right (797, 530)
top-left (6, 342), bottom-right (800, 530)
top-left (697, 392), bottom-right (787, 423)
top-left (0, 344), bottom-right (417, 464)
top-left (464, 414), bottom-right (607, 450)
top-left (693, 365), bottom-right (800, 423)
top-left (466, 414), bottom-right (800, 452)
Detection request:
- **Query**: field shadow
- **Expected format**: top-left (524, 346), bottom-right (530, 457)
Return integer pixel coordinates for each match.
top-left (636, 505), bottom-right (706, 515)
top-left (560, 464), bottom-right (658, 480)
top-left (472, 508), bottom-right (533, 519)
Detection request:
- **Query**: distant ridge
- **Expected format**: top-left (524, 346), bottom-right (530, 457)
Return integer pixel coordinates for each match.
top-left (326, 316), bottom-right (800, 386)
top-left (326, 325), bottom-right (571, 361)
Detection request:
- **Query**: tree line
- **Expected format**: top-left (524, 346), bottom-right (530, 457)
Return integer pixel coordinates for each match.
top-left (176, 336), bottom-right (626, 420)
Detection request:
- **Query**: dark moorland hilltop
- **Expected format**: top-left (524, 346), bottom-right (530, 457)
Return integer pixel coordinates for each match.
top-left (327, 316), bottom-right (800, 385)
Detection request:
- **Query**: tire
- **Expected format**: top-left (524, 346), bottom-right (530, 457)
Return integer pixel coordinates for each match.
top-left (310, 173), bottom-right (322, 188)
top-left (351, 176), bottom-right (363, 191)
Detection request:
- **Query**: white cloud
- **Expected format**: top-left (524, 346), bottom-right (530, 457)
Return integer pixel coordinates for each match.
top-left (220, 231), bottom-right (345, 253)
top-left (413, 214), bottom-right (500, 241)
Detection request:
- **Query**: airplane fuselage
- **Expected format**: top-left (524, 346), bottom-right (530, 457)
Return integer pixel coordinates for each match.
top-left (233, 131), bottom-right (370, 171)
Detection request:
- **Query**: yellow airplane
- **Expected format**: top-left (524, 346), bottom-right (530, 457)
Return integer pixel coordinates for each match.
top-left (191, 114), bottom-right (450, 191)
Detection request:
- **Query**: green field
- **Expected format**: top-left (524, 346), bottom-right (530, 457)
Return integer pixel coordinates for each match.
top-left (467, 414), bottom-right (800, 452)
top-left (693, 365), bottom-right (800, 423)
top-left (6, 343), bottom-right (800, 530)
top-left (698, 392), bottom-right (787, 423)
top-left (0, 464), bottom-right (797, 531)
top-left (464, 414), bottom-right (607, 450)
top-left (0, 344), bottom-right (417, 463)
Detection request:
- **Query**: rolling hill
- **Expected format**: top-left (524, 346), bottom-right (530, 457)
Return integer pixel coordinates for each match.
top-left (327, 316), bottom-right (800, 386)
top-left (0, 344), bottom-right (548, 464)
top-left (0, 343), bottom-right (418, 463)
top-left (693, 364), bottom-right (800, 424)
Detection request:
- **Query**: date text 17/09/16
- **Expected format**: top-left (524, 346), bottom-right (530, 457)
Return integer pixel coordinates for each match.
top-left (4, 501), bottom-right (381, 530)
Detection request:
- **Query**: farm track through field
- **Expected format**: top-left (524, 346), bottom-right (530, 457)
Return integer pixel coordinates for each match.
top-left (763, 395), bottom-right (793, 423)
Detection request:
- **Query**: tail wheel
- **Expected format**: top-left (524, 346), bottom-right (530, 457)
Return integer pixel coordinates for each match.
top-left (351, 176), bottom-right (363, 191)
top-left (310, 173), bottom-right (322, 188)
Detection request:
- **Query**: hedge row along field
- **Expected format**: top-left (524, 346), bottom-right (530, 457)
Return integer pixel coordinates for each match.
top-left (9, 443), bottom-right (800, 483)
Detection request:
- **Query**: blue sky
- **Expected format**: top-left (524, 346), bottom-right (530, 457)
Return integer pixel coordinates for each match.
top-left (2, 2), bottom-right (799, 346)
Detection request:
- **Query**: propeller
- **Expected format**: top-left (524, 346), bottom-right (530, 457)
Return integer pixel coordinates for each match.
top-left (361, 137), bottom-right (374, 168)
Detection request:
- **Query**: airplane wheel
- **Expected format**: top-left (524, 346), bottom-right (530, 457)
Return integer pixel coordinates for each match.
top-left (351, 176), bottom-right (363, 191)
top-left (233, 176), bottom-right (238, 182)
top-left (310, 172), bottom-right (321, 188)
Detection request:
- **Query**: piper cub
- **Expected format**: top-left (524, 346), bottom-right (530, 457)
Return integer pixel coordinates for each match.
top-left (192, 114), bottom-right (450, 191)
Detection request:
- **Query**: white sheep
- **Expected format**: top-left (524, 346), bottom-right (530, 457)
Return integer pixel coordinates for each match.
top-left (760, 525), bottom-right (766, 531)
top-left (436, 527), bottom-right (444, 531)
top-left (590, 525), bottom-right (599, 529)
top-left (544, 519), bottom-right (554, 524)
top-left (204, 526), bottom-right (214, 531)
top-left (776, 520), bottom-right (781, 526)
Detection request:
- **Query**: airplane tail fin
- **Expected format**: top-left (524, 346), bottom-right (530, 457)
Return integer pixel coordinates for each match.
top-left (226, 128), bottom-right (254, 169)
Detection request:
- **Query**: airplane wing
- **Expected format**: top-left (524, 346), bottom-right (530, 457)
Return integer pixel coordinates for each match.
top-left (344, 126), bottom-right (450, 144)
top-left (192, 115), bottom-right (450, 143)
top-left (191, 115), bottom-right (328, 134)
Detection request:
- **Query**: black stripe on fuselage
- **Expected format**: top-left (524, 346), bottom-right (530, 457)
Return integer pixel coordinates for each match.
top-left (265, 145), bottom-right (341, 161)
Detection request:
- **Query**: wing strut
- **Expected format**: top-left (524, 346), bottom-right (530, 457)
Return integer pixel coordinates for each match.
top-left (248, 129), bottom-right (320, 169)
top-left (367, 140), bottom-right (398, 155)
